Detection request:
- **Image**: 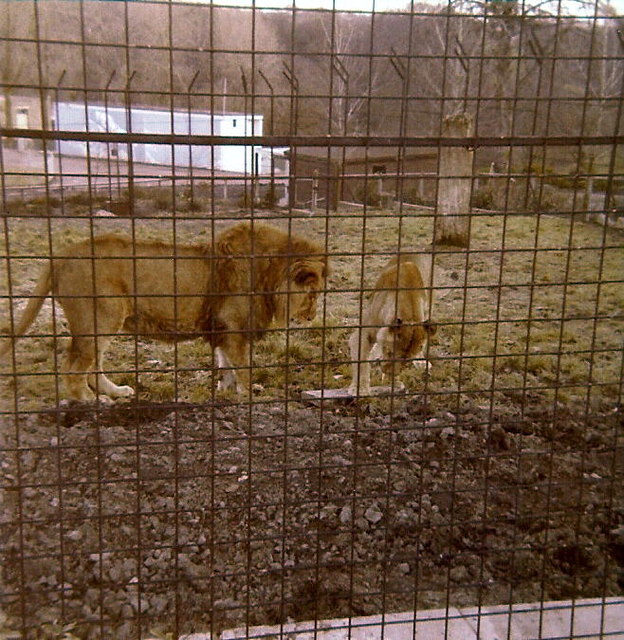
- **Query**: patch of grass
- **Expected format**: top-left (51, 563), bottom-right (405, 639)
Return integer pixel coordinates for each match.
top-left (1, 210), bottom-right (622, 411)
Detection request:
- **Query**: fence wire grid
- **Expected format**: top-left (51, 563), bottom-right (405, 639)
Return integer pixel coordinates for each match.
top-left (1, 0), bottom-right (623, 639)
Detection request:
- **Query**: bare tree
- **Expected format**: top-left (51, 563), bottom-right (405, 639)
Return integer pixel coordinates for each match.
top-left (414, 2), bottom-right (482, 121)
top-left (281, 11), bottom-right (394, 135)
top-left (434, 112), bottom-right (474, 247)
top-left (319, 14), bottom-right (386, 135)
top-left (572, 5), bottom-right (623, 151)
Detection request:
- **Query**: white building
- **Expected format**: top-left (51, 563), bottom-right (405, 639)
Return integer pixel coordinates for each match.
top-left (54, 101), bottom-right (264, 174)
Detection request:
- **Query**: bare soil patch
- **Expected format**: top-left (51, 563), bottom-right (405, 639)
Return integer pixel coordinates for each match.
top-left (1, 396), bottom-right (622, 638)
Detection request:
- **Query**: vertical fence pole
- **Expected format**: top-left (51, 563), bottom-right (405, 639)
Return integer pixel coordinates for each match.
top-left (187, 70), bottom-right (200, 208)
top-left (103, 70), bottom-right (117, 201)
top-left (53, 70), bottom-right (66, 208)
top-left (258, 69), bottom-right (276, 206)
top-left (124, 70), bottom-right (136, 217)
top-left (283, 62), bottom-right (299, 209)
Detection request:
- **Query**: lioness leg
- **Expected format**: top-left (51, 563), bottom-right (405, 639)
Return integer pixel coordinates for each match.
top-left (348, 328), bottom-right (373, 396)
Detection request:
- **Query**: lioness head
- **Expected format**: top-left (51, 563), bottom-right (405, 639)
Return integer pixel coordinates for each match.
top-left (378, 317), bottom-right (437, 375)
top-left (275, 259), bottom-right (327, 326)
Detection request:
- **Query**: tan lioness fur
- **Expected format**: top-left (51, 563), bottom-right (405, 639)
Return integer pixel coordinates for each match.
top-left (348, 253), bottom-right (436, 396)
top-left (0, 222), bottom-right (328, 401)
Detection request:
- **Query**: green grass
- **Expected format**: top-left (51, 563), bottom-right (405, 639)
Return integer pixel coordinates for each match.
top-left (1, 210), bottom-right (622, 412)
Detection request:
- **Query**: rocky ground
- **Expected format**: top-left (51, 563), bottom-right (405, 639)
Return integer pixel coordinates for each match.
top-left (1, 394), bottom-right (622, 639)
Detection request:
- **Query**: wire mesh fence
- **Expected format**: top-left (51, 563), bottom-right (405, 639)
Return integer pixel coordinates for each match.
top-left (1, 1), bottom-right (623, 638)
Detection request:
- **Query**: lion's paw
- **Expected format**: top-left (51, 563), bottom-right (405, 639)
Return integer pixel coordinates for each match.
top-left (111, 385), bottom-right (135, 398)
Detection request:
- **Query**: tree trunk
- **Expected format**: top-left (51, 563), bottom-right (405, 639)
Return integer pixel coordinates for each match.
top-left (434, 113), bottom-right (474, 248)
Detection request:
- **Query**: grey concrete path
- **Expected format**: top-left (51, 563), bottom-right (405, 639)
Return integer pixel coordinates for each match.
top-left (172, 597), bottom-right (623, 640)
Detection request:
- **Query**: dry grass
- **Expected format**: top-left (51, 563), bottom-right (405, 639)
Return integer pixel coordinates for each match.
top-left (1, 210), bottom-right (622, 413)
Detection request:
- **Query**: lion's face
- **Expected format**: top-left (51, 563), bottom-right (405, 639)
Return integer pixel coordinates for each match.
top-left (379, 319), bottom-right (437, 375)
top-left (289, 289), bottom-right (320, 322)
top-left (275, 260), bottom-right (326, 326)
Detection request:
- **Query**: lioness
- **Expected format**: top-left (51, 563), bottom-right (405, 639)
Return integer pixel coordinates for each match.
top-left (0, 222), bottom-right (328, 401)
top-left (348, 253), bottom-right (436, 396)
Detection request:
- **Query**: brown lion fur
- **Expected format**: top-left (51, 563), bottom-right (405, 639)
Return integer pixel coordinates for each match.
top-left (0, 222), bottom-right (328, 401)
top-left (348, 253), bottom-right (436, 396)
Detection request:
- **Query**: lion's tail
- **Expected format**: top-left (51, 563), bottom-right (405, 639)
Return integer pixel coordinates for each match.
top-left (0, 263), bottom-right (52, 360)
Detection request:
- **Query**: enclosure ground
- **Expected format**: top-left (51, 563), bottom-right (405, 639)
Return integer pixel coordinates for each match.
top-left (1, 210), bottom-right (622, 637)
top-left (1, 394), bottom-right (622, 638)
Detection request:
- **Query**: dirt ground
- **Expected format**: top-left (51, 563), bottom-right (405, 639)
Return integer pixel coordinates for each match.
top-left (1, 392), bottom-right (622, 639)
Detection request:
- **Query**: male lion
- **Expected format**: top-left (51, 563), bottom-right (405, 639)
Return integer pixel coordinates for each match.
top-left (0, 222), bottom-right (328, 401)
top-left (348, 253), bottom-right (436, 396)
